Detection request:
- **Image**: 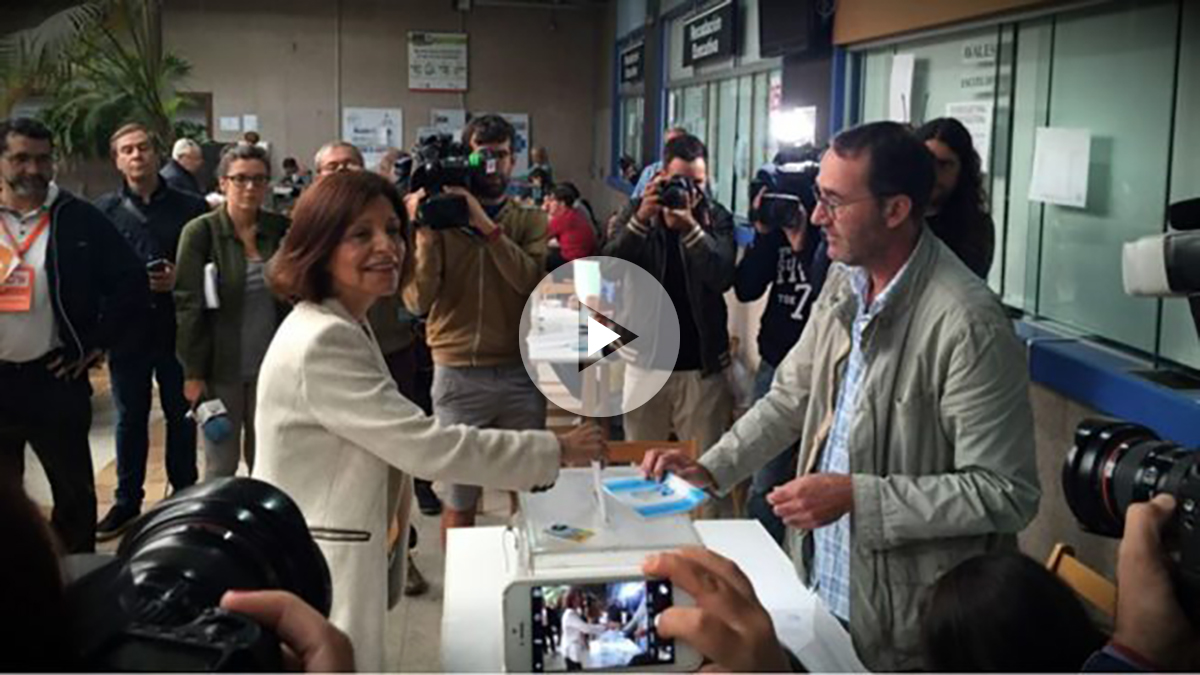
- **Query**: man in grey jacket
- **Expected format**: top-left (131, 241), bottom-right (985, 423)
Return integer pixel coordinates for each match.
top-left (644, 121), bottom-right (1040, 670)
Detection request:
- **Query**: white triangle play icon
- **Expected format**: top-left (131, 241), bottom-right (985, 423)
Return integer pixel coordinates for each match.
top-left (586, 316), bottom-right (621, 357)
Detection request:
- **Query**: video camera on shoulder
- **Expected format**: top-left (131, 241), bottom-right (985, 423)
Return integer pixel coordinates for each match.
top-left (749, 146), bottom-right (821, 231)
top-left (65, 478), bottom-right (332, 671)
top-left (410, 132), bottom-right (498, 230)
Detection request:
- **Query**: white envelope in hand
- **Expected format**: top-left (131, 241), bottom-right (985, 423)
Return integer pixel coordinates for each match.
top-left (203, 262), bottom-right (220, 309)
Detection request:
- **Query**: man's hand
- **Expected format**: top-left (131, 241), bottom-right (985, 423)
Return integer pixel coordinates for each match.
top-left (752, 188), bottom-right (770, 235)
top-left (148, 262), bottom-right (176, 293)
top-left (644, 548), bottom-right (791, 673)
top-left (640, 448), bottom-right (715, 489)
top-left (1113, 494), bottom-right (1196, 670)
top-left (783, 223), bottom-right (807, 253)
top-left (635, 174), bottom-right (665, 224)
top-left (47, 349), bottom-right (103, 380)
top-left (556, 423), bottom-right (607, 466)
top-left (184, 378), bottom-right (205, 406)
top-left (220, 590), bottom-right (354, 672)
top-left (445, 186), bottom-right (499, 237)
top-left (663, 188), bottom-right (702, 233)
top-left (404, 188), bottom-right (424, 224)
top-left (767, 473), bottom-right (853, 530)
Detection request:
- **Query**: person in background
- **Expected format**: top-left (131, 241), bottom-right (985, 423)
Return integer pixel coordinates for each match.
top-left (254, 170), bottom-right (605, 670)
top-left (544, 183), bottom-right (597, 271)
top-left (0, 117), bottom-right (148, 554)
top-left (94, 123), bottom-right (208, 540)
top-left (618, 155), bottom-right (639, 185)
top-left (560, 588), bottom-right (606, 670)
top-left (642, 122), bottom-right (1039, 670)
top-left (404, 114), bottom-right (552, 540)
top-left (175, 143), bottom-right (290, 479)
top-left (631, 126), bottom-right (688, 198)
top-left (529, 145), bottom-right (554, 185)
top-left (605, 134), bottom-right (737, 486)
top-left (314, 139), bottom-right (439, 597)
top-left (280, 157), bottom-right (311, 190)
top-left (915, 117), bottom-right (995, 279)
top-left (161, 137), bottom-right (204, 196)
top-left (734, 147), bottom-right (829, 545)
top-left (920, 551), bottom-right (1106, 672)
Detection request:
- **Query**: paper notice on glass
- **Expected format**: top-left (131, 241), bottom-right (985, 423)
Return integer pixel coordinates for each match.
top-left (241, 114), bottom-right (259, 133)
top-left (888, 54), bottom-right (915, 123)
top-left (945, 101), bottom-right (994, 170)
top-left (218, 116), bottom-right (241, 132)
top-left (1028, 127), bottom-right (1091, 208)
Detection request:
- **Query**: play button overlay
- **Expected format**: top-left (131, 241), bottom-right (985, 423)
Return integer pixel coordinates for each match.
top-left (520, 256), bottom-right (680, 418)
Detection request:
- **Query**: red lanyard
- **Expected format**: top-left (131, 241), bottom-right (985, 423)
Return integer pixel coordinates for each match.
top-left (1, 212), bottom-right (50, 256)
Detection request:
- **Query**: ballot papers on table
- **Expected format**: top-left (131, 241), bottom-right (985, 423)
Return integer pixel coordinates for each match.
top-left (602, 473), bottom-right (708, 517)
top-left (517, 467), bottom-right (701, 574)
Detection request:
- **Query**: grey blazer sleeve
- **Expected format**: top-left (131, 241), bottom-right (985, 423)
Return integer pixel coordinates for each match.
top-left (301, 320), bottom-right (561, 490)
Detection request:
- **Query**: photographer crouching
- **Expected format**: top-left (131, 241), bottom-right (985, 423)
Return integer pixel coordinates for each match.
top-left (402, 114), bottom-right (552, 540)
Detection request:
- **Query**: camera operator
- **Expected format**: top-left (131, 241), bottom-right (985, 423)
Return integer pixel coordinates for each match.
top-left (735, 147), bottom-right (830, 545)
top-left (603, 134), bottom-right (737, 470)
top-left (403, 114), bottom-right (551, 540)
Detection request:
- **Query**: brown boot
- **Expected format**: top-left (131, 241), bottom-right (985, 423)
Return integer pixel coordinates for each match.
top-left (440, 507), bottom-right (477, 548)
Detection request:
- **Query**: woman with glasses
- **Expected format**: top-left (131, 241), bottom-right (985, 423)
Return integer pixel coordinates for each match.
top-left (175, 143), bottom-right (290, 479)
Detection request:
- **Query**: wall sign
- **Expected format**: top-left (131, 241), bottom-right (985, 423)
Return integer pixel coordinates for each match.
top-left (408, 32), bottom-right (468, 92)
top-left (621, 42), bottom-right (645, 84)
top-left (682, 0), bottom-right (738, 67)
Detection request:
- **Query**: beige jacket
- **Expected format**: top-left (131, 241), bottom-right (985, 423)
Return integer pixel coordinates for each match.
top-left (699, 231), bottom-right (1040, 670)
top-left (403, 200), bottom-right (548, 366)
top-left (252, 299), bottom-right (560, 671)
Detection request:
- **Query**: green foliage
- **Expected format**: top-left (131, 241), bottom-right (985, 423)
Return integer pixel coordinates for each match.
top-left (0, 1), bottom-right (194, 160)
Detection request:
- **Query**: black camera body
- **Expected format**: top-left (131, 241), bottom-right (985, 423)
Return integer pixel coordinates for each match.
top-left (1064, 418), bottom-right (1200, 605)
top-left (749, 159), bottom-right (820, 231)
top-left (659, 174), bottom-right (699, 210)
top-left (410, 133), bottom-right (490, 230)
top-left (66, 478), bottom-right (332, 671)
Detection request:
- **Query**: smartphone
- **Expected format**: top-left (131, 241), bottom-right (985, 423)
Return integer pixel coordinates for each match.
top-left (502, 574), bottom-right (703, 673)
top-left (146, 258), bottom-right (171, 273)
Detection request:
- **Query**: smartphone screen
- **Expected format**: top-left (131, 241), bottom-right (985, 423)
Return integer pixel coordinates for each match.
top-left (529, 579), bottom-right (675, 672)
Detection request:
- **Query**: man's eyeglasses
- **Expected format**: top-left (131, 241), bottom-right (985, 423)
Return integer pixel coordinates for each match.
top-left (225, 174), bottom-right (270, 187)
top-left (319, 161), bottom-right (364, 175)
top-left (811, 186), bottom-right (877, 218)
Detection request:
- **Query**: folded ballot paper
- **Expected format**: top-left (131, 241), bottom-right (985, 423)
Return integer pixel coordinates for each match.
top-left (601, 473), bottom-right (709, 518)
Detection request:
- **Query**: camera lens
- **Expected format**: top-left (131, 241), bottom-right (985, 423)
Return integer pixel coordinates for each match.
top-left (116, 477), bottom-right (332, 625)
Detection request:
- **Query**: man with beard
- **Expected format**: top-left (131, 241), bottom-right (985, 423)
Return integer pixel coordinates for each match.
top-left (0, 118), bottom-right (148, 552)
top-left (404, 113), bottom-right (549, 540)
top-left (93, 124), bottom-right (207, 540)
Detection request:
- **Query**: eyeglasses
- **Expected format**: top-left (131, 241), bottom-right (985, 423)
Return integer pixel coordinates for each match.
top-left (319, 161), bottom-right (364, 175)
top-left (225, 174), bottom-right (270, 187)
top-left (811, 186), bottom-right (877, 218)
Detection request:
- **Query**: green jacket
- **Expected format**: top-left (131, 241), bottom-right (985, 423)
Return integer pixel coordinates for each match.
top-left (175, 207), bottom-right (291, 384)
top-left (699, 230), bottom-right (1040, 671)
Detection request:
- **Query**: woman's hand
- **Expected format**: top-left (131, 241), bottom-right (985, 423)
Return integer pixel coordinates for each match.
top-left (184, 379), bottom-right (205, 406)
top-left (555, 423), bottom-right (607, 466)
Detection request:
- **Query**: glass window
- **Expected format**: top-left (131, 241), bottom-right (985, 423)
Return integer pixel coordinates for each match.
top-left (620, 96), bottom-right (645, 169)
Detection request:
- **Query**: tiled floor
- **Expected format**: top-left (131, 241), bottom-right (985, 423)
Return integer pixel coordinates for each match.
top-left (22, 364), bottom-right (514, 671)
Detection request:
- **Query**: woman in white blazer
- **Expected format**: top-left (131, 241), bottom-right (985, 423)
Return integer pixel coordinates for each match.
top-left (252, 171), bottom-right (606, 671)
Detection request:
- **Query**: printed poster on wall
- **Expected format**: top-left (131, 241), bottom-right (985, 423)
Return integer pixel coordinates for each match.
top-left (409, 32), bottom-right (468, 92)
top-left (497, 112), bottom-right (531, 176)
top-left (945, 101), bottom-right (994, 171)
top-left (342, 107), bottom-right (403, 171)
top-left (888, 54), bottom-right (915, 123)
top-left (1028, 127), bottom-right (1092, 209)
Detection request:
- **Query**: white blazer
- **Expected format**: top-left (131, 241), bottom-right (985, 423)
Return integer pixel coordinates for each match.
top-left (253, 299), bottom-right (560, 671)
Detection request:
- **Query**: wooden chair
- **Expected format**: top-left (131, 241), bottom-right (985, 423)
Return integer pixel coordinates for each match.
top-left (606, 439), bottom-right (699, 466)
top-left (1045, 543), bottom-right (1117, 619)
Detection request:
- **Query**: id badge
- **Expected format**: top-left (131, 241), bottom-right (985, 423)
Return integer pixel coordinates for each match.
top-left (0, 241), bottom-right (17, 283)
top-left (0, 264), bottom-right (35, 312)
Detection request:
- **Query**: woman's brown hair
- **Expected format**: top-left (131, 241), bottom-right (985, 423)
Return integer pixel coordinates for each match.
top-left (268, 170), bottom-right (409, 303)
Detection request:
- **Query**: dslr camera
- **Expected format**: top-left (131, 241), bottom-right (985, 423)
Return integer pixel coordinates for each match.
top-left (749, 148), bottom-right (821, 231)
top-left (410, 132), bottom-right (497, 230)
top-left (66, 478), bottom-right (332, 671)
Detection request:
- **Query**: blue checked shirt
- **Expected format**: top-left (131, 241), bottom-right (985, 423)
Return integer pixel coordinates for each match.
top-left (812, 259), bottom-right (913, 621)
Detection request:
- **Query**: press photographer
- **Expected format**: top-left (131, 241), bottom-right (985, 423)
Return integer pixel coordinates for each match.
top-left (402, 113), bottom-right (552, 539)
top-left (735, 146), bottom-right (830, 544)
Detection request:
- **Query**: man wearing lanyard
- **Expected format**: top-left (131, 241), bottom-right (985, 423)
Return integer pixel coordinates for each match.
top-left (94, 124), bottom-right (208, 540)
top-left (0, 117), bottom-right (148, 553)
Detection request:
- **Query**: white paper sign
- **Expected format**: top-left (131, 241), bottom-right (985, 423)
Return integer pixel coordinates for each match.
top-left (408, 32), bottom-right (468, 92)
top-left (241, 114), bottom-right (259, 133)
top-left (945, 101), bottom-right (995, 171)
top-left (431, 108), bottom-right (467, 130)
top-left (889, 54), bottom-right (915, 123)
top-left (342, 107), bottom-right (404, 170)
top-left (218, 116), bottom-right (241, 132)
top-left (1028, 127), bottom-right (1091, 208)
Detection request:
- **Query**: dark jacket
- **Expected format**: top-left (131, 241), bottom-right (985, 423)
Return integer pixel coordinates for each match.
top-left (734, 224), bottom-right (830, 368)
top-left (95, 181), bottom-right (208, 357)
top-left (603, 196), bottom-right (736, 376)
top-left (174, 207), bottom-right (291, 384)
top-left (43, 190), bottom-right (150, 363)
top-left (928, 209), bottom-right (995, 279)
top-left (160, 158), bottom-right (202, 196)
